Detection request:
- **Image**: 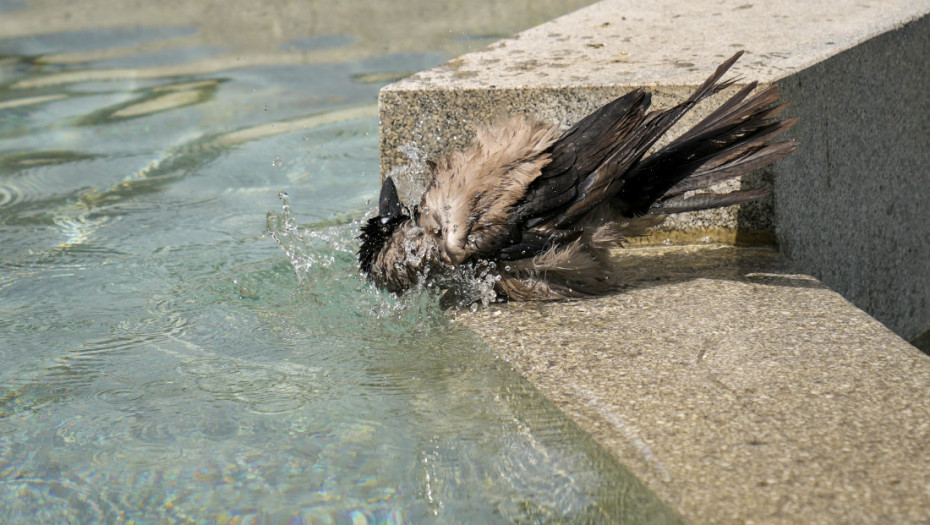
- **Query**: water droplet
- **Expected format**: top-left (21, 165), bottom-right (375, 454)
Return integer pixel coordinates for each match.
top-left (272, 156), bottom-right (282, 168)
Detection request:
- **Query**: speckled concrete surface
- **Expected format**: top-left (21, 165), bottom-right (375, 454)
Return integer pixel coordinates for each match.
top-left (455, 245), bottom-right (930, 524)
top-left (386, 0), bottom-right (925, 90)
top-left (773, 14), bottom-right (930, 344)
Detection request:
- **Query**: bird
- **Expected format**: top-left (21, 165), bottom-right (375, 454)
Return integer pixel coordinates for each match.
top-left (358, 51), bottom-right (797, 302)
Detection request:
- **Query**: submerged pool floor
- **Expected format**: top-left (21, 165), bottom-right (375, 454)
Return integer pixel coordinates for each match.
top-left (0, 0), bottom-right (684, 522)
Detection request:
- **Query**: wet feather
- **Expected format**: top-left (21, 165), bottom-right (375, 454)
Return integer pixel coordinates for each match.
top-left (357, 51), bottom-right (798, 302)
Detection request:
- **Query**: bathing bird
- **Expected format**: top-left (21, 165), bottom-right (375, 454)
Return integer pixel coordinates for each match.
top-left (358, 51), bottom-right (797, 301)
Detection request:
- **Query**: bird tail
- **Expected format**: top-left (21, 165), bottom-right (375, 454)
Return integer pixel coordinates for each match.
top-left (618, 81), bottom-right (798, 216)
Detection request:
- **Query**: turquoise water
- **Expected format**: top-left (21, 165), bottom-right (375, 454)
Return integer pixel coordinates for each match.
top-left (0, 3), bottom-right (679, 523)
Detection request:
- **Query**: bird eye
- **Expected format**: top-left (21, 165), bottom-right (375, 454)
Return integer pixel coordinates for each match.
top-left (380, 217), bottom-right (390, 224)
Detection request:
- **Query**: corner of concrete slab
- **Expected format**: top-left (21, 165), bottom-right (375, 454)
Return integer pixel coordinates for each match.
top-left (455, 244), bottom-right (930, 524)
top-left (772, 12), bottom-right (930, 344)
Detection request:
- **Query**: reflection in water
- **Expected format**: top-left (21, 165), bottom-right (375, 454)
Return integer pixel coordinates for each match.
top-left (74, 79), bottom-right (221, 123)
top-left (0, 26), bottom-right (199, 56)
top-left (0, 1), bottom-right (681, 522)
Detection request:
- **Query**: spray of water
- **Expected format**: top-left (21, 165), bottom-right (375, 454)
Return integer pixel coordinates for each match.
top-left (265, 190), bottom-right (503, 314)
top-left (392, 141), bottom-right (431, 207)
top-left (264, 192), bottom-right (344, 281)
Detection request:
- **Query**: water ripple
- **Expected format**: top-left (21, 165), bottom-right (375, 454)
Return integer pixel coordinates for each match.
top-left (140, 379), bottom-right (190, 398)
top-left (91, 443), bottom-right (185, 468)
top-left (244, 382), bottom-right (308, 414)
top-left (176, 358), bottom-right (319, 415)
top-left (0, 182), bottom-right (26, 207)
top-left (194, 365), bottom-right (287, 395)
top-left (127, 417), bottom-right (185, 444)
top-left (95, 388), bottom-right (145, 405)
top-left (0, 477), bottom-right (115, 523)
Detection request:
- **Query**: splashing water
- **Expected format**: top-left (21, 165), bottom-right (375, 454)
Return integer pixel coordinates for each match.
top-left (398, 141), bottom-right (427, 167)
top-left (267, 186), bottom-right (503, 310)
top-left (265, 191), bottom-right (342, 281)
top-left (390, 142), bottom-right (432, 206)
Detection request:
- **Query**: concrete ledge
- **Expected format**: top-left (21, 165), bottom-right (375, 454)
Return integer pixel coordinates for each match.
top-left (772, 14), bottom-right (930, 343)
top-left (456, 245), bottom-right (930, 523)
top-left (379, 0), bottom-right (930, 349)
top-left (380, 0), bottom-right (930, 237)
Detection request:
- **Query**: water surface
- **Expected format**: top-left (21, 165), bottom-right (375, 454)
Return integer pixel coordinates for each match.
top-left (0, 2), bottom-right (679, 522)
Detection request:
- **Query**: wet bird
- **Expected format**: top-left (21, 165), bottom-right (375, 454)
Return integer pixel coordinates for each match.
top-left (358, 51), bottom-right (797, 301)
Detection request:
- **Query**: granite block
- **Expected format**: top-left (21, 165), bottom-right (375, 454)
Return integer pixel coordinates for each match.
top-left (456, 246), bottom-right (930, 523)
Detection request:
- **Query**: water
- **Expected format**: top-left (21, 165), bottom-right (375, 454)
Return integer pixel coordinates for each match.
top-left (0, 1), bottom-right (680, 522)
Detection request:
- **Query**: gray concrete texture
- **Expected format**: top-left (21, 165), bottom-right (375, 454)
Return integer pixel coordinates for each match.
top-left (773, 15), bottom-right (930, 343)
top-left (456, 245), bottom-right (930, 524)
top-left (379, 0), bottom-right (930, 345)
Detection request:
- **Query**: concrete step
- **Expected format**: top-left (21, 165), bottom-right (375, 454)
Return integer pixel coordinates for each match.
top-left (379, 0), bottom-right (930, 343)
top-left (378, 0), bottom-right (930, 521)
top-left (457, 244), bottom-right (930, 524)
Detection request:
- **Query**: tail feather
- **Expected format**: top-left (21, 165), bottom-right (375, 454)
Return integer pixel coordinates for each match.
top-left (662, 129), bottom-right (798, 199)
top-left (547, 51), bottom-right (745, 228)
top-left (650, 188), bottom-right (769, 214)
top-left (618, 80), bottom-right (796, 216)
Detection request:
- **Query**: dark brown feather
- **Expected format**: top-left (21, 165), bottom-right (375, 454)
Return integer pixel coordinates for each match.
top-left (650, 188), bottom-right (770, 214)
top-left (517, 51), bottom-right (746, 232)
top-left (617, 84), bottom-right (797, 215)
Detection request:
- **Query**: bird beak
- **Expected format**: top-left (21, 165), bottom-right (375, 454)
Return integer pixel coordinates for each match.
top-left (378, 177), bottom-right (403, 219)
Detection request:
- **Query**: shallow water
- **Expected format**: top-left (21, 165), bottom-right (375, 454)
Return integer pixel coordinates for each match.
top-left (0, 2), bottom-right (679, 522)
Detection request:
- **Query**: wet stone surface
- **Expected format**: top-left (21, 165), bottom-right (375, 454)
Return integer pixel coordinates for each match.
top-left (455, 244), bottom-right (930, 524)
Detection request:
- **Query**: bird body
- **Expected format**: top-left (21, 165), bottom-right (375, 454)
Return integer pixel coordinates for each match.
top-left (359, 51), bottom-right (797, 301)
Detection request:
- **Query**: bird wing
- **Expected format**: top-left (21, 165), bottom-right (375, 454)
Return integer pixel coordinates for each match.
top-left (626, 83), bottom-right (798, 215)
top-left (511, 87), bottom-right (652, 231)
top-left (416, 51), bottom-right (788, 266)
top-left (416, 116), bottom-right (558, 264)
top-left (521, 52), bottom-right (744, 231)
top-left (493, 52), bottom-right (747, 260)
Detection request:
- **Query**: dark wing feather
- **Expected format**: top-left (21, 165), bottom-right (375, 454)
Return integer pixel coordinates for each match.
top-left (661, 140), bottom-right (797, 198)
top-left (544, 51), bottom-right (744, 228)
top-left (514, 88), bottom-right (651, 229)
top-left (489, 51), bottom-right (796, 261)
top-left (618, 83), bottom-right (798, 214)
top-left (650, 188), bottom-right (769, 214)
top-left (514, 51), bottom-right (745, 233)
top-left (490, 88), bottom-right (653, 259)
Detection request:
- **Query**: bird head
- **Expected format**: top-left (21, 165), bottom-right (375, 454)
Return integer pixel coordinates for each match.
top-left (358, 177), bottom-right (409, 276)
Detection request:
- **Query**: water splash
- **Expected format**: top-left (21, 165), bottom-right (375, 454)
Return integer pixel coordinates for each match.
top-left (391, 141), bottom-right (431, 206)
top-left (263, 192), bottom-right (441, 325)
top-left (432, 260), bottom-right (503, 312)
top-left (264, 192), bottom-right (350, 282)
top-left (398, 141), bottom-right (427, 167)
top-left (266, 192), bottom-right (502, 311)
